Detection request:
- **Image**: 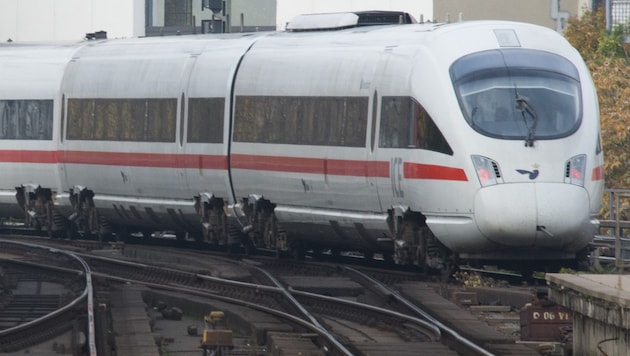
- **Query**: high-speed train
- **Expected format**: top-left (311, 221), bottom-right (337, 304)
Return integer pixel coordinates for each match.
top-left (0, 11), bottom-right (604, 270)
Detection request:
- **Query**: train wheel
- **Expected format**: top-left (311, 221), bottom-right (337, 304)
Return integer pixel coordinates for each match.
top-left (440, 260), bottom-right (457, 283)
top-left (290, 241), bottom-right (305, 261)
top-left (243, 236), bottom-right (256, 256)
top-left (310, 248), bottom-right (323, 260)
top-left (114, 226), bottom-right (129, 242)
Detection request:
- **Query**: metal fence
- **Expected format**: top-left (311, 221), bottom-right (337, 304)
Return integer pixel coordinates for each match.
top-left (608, 0), bottom-right (630, 39)
top-left (593, 189), bottom-right (630, 271)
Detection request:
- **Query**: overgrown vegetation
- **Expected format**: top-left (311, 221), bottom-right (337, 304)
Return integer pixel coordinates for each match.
top-left (563, 8), bottom-right (630, 189)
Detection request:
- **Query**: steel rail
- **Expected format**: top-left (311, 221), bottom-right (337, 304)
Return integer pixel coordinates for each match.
top-left (0, 240), bottom-right (97, 356)
top-left (343, 266), bottom-right (496, 356)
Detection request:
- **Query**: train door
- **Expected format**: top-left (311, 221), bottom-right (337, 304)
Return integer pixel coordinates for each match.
top-left (368, 88), bottom-right (384, 213)
top-left (373, 46), bottom-right (423, 210)
top-left (372, 47), bottom-right (400, 210)
top-left (178, 54), bottom-right (199, 199)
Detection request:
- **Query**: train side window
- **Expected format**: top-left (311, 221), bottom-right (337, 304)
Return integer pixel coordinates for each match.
top-left (412, 100), bottom-right (453, 155)
top-left (379, 96), bottom-right (410, 148)
top-left (60, 95), bottom-right (65, 142)
top-left (146, 99), bottom-right (177, 142)
top-left (0, 100), bottom-right (53, 140)
top-left (66, 98), bottom-right (177, 142)
top-left (370, 91), bottom-right (378, 152)
top-left (187, 98), bottom-right (225, 143)
top-left (233, 96), bottom-right (368, 147)
top-left (179, 93), bottom-right (185, 146)
top-left (379, 96), bottom-right (453, 155)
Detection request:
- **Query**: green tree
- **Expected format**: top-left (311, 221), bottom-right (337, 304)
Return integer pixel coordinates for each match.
top-left (564, 8), bottom-right (630, 189)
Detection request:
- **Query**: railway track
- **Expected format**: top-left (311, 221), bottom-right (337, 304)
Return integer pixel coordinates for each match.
top-left (92, 243), bottom-right (542, 354)
top-left (0, 240), bottom-right (96, 354)
top-left (0, 235), bottom-right (560, 355)
top-left (80, 251), bottom-right (452, 354)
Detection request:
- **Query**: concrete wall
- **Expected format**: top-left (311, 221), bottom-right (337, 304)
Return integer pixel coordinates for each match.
top-left (574, 314), bottom-right (630, 356)
top-left (0, 0), bottom-right (144, 42)
top-left (548, 274), bottom-right (630, 356)
top-left (232, 0), bottom-right (276, 31)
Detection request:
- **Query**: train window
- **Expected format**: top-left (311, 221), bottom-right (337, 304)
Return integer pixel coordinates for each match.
top-left (67, 98), bottom-right (177, 142)
top-left (450, 49), bottom-right (582, 141)
top-left (233, 96), bottom-right (368, 147)
top-left (179, 93), bottom-right (185, 146)
top-left (60, 95), bottom-right (65, 142)
top-left (0, 100), bottom-right (53, 140)
top-left (379, 96), bottom-right (453, 155)
top-left (187, 98), bottom-right (225, 143)
top-left (370, 91), bottom-right (378, 152)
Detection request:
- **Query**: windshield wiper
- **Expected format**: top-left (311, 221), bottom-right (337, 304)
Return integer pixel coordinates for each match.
top-left (514, 87), bottom-right (538, 147)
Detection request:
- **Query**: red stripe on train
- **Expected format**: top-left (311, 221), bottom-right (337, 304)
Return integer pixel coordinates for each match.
top-left (230, 154), bottom-right (390, 177)
top-left (0, 150), bottom-right (58, 163)
top-left (58, 151), bottom-right (227, 169)
top-left (232, 154), bottom-right (468, 181)
top-left (403, 162), bottom-right (468, 181)
top-left (0, 150), bottom-right (468, 181)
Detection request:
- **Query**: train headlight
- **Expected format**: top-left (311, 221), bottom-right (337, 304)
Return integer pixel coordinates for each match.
top-left (471, 155), bottom-right (500, 187)
top-left (564, 154), bottom-right (586, 186)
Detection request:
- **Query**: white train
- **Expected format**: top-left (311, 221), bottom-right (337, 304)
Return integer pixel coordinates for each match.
top-left (0, 11), bottom-right (604, 270)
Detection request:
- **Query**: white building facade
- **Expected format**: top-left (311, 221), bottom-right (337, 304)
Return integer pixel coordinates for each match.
top-left (0, 0), bottom-right (144, 42)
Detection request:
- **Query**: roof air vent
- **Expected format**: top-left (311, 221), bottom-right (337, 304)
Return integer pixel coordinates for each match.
top-left (286, 11), bottom-right (416, 32)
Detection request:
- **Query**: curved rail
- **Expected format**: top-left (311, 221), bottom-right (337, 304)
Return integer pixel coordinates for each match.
top-left (245, 263), bottom-right (354, 355)
top-left (0, 240), bottom-right (97, 356)
top-left (343, 266), bottom-right (496, 356)
top-left (82, 252), bottom-right (445, 353)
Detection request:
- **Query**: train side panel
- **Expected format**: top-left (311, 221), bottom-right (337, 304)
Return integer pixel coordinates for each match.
top-left (0, 44), bottom-right (77, 219)
top-left (231, 33), bottom-right (387, 250)
top-left (184, 38), bottom-right (259, 208)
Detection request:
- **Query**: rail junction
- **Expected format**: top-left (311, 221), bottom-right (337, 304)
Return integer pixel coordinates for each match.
top-left (0, 189), bottom-right (627, 355)
top-left (0, 237), bottom-right (550, 356)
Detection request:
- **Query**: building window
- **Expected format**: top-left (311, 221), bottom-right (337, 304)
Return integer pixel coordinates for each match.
top-left (165, 0), bottom-right (192, 26)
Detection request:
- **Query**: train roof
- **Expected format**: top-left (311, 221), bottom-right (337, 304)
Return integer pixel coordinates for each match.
top-left (0, 18), bottom-right (578, 72)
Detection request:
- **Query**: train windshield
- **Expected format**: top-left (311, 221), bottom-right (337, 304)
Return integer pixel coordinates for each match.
top-left (450, 49), bottom-right (582, 143)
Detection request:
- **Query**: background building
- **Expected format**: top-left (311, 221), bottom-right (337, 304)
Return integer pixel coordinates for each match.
top-left (0, 0), bottom-right (144, 41)
top-left (434, 0), bottom-right (592, 32)
top-left (146, 0), bottom-right (276, 36)
top-left (0, 0), bottom-right (625, 42)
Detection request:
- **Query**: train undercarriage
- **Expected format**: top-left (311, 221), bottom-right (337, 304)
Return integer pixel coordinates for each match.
top-left (12, 186), bottom-right (591, 277)
top-left (13, 186), bottom-right (454, 273)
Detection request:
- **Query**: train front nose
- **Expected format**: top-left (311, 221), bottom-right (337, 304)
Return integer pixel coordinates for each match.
top-left (473, 183), bottom-right (594, 250)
